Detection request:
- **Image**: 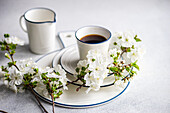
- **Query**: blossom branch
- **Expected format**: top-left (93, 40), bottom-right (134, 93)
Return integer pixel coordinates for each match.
top-left (6, 45), bottom-right (20, 71)
top-left (29, 85), bottom-right (49, 113)
top-left (48, 84), bottom-right (55, 113)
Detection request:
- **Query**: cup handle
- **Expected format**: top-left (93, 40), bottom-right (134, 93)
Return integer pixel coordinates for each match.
top-left (19, 15), bottom-right (27, 32)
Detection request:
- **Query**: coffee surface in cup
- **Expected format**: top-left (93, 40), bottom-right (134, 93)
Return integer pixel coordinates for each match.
top-left (80, 34), bottom-right (107, 43)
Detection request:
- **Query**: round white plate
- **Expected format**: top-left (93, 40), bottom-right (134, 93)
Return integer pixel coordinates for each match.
top-left (34, 48), bottom-right (130, 108)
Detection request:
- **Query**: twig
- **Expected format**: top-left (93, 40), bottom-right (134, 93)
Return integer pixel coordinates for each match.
top-left (50, 93), bottom-right (55, 113)
top-left (0, 110), bottom-right (8, 113)
top-left (6, 46), bottom-right (20, 71)
top-left (76, 82), bottom-right (86, 92)
top-left (48, 83), bottom-right (55, 113)
top-left (56, 78), bottom-right (79, 90)
top-left (120, 49), bottom-right (126, 58)
top-left (29, 85), bottom-right (48, 113)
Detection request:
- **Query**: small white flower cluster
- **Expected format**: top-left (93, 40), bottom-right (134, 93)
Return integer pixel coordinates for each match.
top-left (109, 31), bottom-right (135, 49)
top-left (35, 65), bottom-right (68, 97)
top-left (108, 48), bottom-right (121, 64)
top-left (108, 48), bottom-right (128, 77)
top-left (3, 67), bottom-right (23, 93)
top-left (76, 50), bottom-right (109, 93)
top-left (4, 36), bottom-right (24, 46)
top-left (2, 58), bottom-right (68, 94)
top-left (126, 46), bottom-right (145, 62)
top-left (110, 31), bottom-right (145, 63)
top-left (54, 65), bottom-right (68, 90)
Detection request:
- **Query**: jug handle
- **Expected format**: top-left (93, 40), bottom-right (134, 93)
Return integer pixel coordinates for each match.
top-left (19, 15), bottom-right (27, 32)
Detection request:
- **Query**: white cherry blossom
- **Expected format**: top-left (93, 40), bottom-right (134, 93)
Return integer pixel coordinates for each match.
top-left (18, 58), bottom-right (37, 75)
top-left (9, 69), bottom-right (23, 86)
top-left (120, 32), bottom-right (135, 47)
top-left (109, 32), bottom-right (123, 49)
top-left (77, 60), bottom-right (88, 68)
top-left (54, 65), bottom-right (68, 90)
top-left (127, 46), bottom-right (145, 62)
top-left (4, 36), bottom-right (24, 46)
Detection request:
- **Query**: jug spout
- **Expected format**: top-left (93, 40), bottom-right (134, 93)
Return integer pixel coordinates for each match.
top-left (24, 7), bottom-right (56, 24)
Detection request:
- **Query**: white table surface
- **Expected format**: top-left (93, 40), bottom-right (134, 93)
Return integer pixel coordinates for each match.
top-left (0, 0), bottom-right (170, 113)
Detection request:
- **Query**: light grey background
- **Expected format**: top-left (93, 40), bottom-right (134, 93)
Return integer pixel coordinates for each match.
top-left (0, 0), bottom-right (170, 113)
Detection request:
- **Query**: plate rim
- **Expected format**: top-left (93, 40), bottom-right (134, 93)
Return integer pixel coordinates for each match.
top-left (34, 82), bottom-right (130, 108)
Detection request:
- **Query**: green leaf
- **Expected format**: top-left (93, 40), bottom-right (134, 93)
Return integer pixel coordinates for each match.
top-left (114, 57), bottom-right (118, 61)
top-left (59, 81), bottom-right (62, 86)
top-left (87, 64), bottom-right (89, 68)
top-left (110, 67), bottom-right (118, 72)
top-left (110, 54), bottom-right (114, 57)
top-left (126, 67), bottom-right (130, 72)
top-left (1, 45), bottom-right (6, 51)
top-left (58, 90), bottom-right (63, 95)
top-left (55, 72), bottom-right (60, 75)
top-left (81, 67), bottom-right (86, 71)
top-left (121, 46), bottom-right (127, 51)
top-left (4, 34), bottom-right (10, 38)
top-left (127, 48), bottom-right (131, 52)
top-left (134, 38), bottom-right (141, 42)
top-left (113, 42), bottom-right (117, 45)
top-left (75, 68), bottom-right (80, 73)
top-left (50, 78), bottom-right (57, 81)
top-left (8, 62), bottom-right (14, 67)
top-left (34, 68), bottom-right (39, 73)
top-left (31, 81), bottom-right (38, 88)
top-left (10, 50), bottom-right (16, 55)
top-left (132, 45), bottom-right (135, 49)
top-left (1, 66), bottom-right (9, 73)
top-left (43, 80), bottom-right (49, 84)
top-left (118, 36), bottom-right (122, 39)
top-left (80, 71), bottom-right (87, 76)
top-left (0, 41), bottom-right (3, 45)
top-left (8, 44), bottom-right (17, 50)
top-left (92, 58), bottom-right (95, 62)
top-left (53, 94), bottom-right (58, 99)
top-left (24, 80), bottom-right (29, 85)
top-left (131, 70), bottom-right (137, 74)
top-left (134, 35), bottom-right (142, 42)
top-left (131, 60), bottom-right (140, 71)
top-left (133, 64), bottom-right (139, 70)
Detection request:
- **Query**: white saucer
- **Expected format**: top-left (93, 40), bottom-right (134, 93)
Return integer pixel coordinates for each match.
top-left (34, 49), bottom-right (130, 108)
top-left (60, 45), bottom-right (79, 74)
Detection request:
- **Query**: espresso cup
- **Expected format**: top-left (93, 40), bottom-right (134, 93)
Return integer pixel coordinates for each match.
top-left (75, 26), bottom-right (112, 60)
top-left (19, 8), bottom-right (56, 54)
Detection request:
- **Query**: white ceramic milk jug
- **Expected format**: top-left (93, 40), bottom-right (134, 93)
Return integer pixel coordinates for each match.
top-left (20, 8), bottom-right (56, 54)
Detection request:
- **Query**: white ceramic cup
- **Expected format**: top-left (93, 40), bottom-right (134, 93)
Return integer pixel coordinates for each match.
top-left (75, 26), bottom-right (112, 60)
top-left (19, 8), bottom-right (56, 54)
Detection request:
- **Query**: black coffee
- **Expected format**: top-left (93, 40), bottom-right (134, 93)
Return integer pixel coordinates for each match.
top-left (80, 34), bottom-right (107, 43)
